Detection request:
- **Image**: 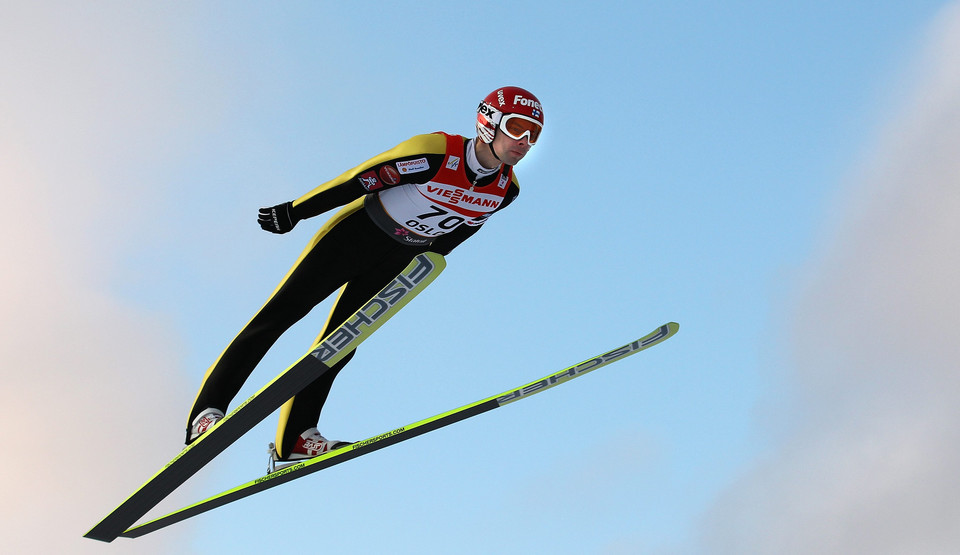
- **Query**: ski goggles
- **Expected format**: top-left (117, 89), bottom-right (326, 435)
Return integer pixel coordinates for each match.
top-left (499, 113), bottom-right (542, 145)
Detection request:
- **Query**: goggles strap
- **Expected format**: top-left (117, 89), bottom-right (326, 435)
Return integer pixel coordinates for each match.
top-left (487, 134), bottom-right (504, 164)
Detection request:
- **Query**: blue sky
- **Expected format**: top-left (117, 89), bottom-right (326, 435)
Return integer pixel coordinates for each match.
top-left (2, 2), bottom-right (959, 553)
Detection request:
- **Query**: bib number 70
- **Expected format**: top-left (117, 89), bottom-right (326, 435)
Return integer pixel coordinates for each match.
top-left (405, 205), bottom-right (466, 236)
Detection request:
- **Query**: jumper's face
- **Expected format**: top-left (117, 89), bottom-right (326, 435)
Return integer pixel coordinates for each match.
top-left (492, 131), bottom-right (531, 166)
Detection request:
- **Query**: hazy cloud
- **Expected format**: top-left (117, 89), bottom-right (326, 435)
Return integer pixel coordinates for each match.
top-left (701, 3), bottom-right (960, 553)
top-left (1, 5), bottom-right (204, 552)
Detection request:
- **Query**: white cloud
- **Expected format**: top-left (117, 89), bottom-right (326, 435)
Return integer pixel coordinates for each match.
top-left (700, 3), bottom-right (960, 553)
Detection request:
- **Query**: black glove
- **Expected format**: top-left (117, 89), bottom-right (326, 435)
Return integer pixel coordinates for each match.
top-left (257, 201), bottom-right (299, 234)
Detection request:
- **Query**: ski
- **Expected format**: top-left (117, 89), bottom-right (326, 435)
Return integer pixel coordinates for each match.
top-left (84, 252), bottom-right (446, 542)
top-left (120, 322), bottom-right (679, 539)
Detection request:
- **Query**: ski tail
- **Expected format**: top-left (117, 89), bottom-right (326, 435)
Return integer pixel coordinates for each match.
top-left (84, 252), bottom-right (446, 542)
top-left (120, 322), bottom-right (678, 539)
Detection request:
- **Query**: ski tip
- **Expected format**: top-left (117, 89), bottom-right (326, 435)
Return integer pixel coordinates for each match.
top-left (422, 250), bottom-right (447, 269)
top-left (656, 322), bottom-right (680, 342)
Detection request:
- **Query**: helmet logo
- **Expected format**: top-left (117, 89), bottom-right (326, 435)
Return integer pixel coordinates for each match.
top-left (478, 102), bottom-right (498, 118)
top-left (513, 95), bottom-right (542, 111)
top-left (497, 89), bottom-right (506, 106)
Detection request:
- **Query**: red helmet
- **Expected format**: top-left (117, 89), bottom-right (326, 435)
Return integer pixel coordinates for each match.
top-left (476, 86), bottom-right (544, 144)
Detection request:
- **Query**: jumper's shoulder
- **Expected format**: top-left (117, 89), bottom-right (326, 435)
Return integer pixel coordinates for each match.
top-left (385, 133), bottom-right (451, 158)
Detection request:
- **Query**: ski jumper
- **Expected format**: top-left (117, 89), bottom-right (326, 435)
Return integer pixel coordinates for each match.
top-left (187, 132), bottom-right (520, 458)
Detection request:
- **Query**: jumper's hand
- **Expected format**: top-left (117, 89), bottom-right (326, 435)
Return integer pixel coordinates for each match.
top-left (257, 202), bottom-right (298, 234)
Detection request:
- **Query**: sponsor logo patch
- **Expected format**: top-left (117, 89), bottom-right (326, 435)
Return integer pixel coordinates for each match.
top-left (396, 157), bottom-right (430, 174)
top-left (445, 156), bottom-right (460, 171)
top-left (379, 165), bottom-right (400, 186)
top-left (359, 171), bottom-right (382, 191)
